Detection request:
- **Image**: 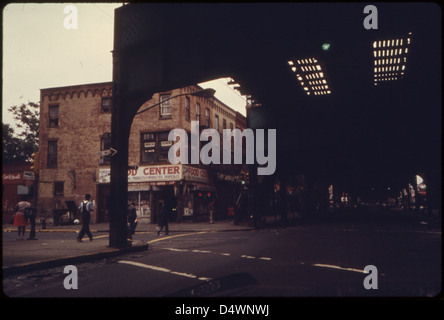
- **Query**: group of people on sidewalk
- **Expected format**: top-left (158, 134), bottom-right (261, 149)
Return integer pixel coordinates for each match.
top-left (11, 193), bottom-right (96, 242)
top-left (12, 193), bottom-right (169, 243)
top-left (12, 193), bottom-right (217, 242)
top-left (76, 194), bottom-right (171, 240)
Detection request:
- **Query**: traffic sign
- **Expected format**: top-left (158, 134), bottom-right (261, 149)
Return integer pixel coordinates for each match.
top-left (97, 148), bottom-right (117, 157)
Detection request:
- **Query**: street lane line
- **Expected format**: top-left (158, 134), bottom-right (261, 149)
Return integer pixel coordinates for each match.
top-left (312, 263), bottom-right (365, 273)
top-left (163, 248), bottom-right (188, 252)
top-left (119, 261), bottom-right (171, 273)
top-left (170, 271), bottom-right (197, 279)
top-left (118, 260), bottom-right (212, 281)
top-left (94, 234), bottom-right (109, 239)
top-left (192, 249), bottom-right (211, 253)
top-left (161, 247), bottom-right (271, 261)
top-left (147, 231), bottom-right (208, 244)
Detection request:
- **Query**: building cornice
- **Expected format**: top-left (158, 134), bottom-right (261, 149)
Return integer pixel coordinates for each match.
top-left (39, 81), bottom-right (246, 123)
top-left (40, 82), bottom-right (113, 102)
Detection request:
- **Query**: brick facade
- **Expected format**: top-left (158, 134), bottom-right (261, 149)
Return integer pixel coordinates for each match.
top-left (38, 82), bottom-right (246, 224)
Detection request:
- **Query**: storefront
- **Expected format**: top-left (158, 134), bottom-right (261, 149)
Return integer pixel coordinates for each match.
top-left (2, 162), bottom-right (35, 224)
top-left (214, 172), bottom-right (242, 220)
top-left (96, 164), bottom-right (214, 223)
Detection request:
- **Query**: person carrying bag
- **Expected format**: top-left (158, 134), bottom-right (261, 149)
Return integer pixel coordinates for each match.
top-left (77, 194), bottom-right (94, 242)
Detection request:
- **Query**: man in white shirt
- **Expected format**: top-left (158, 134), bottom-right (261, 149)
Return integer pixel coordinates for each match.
top-left (77, 194), bottom-right (94, 242)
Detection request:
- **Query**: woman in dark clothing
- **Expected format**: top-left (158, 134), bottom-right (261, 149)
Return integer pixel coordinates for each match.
top-left (157, 200), bottom-right (169, 236)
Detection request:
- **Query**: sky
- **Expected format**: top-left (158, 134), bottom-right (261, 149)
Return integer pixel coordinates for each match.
top-left (2, 3), bottom-right (247, 129)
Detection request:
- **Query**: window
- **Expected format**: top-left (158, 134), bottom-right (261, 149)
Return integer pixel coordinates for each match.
top-left (54, 181), bottom-right (64, 197)
top-left (49, 105), bottom-right (59, 127)
top-left (158, 132), bottom-right (172, 161)
top-left (230, 122), bottom-right (234, 130)
top-left (205, 108), bottom-right (210, 127)
top-left (100, 133), bottom-right (111, 164)
top-left (47, 141), bottom-right (58, 168)
top-left (101, 97), bottom-right (112, 113)
top-left (215, 114), bottom-right (219, 131)
top-left (141, 133), bottom-right (156, 163)
top-left (141, 132), bottom-right (172, 163)
top-left (160, 95), bottom-right (172, 118)
top-left (196, 102), bottom-right (201, 121)
top-left (223, 119), bottom-right (227, 130)
top-left (185, 96), bottom-right (190, 121)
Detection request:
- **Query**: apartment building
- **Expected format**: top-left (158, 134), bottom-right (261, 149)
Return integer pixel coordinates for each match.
top-left (37, 82), bottom-right (246, 223)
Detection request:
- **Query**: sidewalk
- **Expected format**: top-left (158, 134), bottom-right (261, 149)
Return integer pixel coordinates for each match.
top-left (2, 220), bottom-right (252, 276)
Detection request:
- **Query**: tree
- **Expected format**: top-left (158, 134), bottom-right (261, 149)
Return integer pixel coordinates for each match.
top-left (2, 102), bottom-right (39, 163)
top-left (2, 123), bottom-right (26, 162)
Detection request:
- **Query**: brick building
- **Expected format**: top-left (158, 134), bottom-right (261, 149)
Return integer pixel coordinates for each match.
top-left (37, 82), bottom-right (246, 224)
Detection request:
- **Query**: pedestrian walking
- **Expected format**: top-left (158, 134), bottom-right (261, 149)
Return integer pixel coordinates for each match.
top-left (208, 200), bottom-right (215, 224)
top-left (157, 200), bottom-right (169, 236)
top-left (128, 201), bottom-right (138, 236)
top-left (13, 196), bottom-right (31, 240)
top-left (77, 194), bottom-right (94, 242)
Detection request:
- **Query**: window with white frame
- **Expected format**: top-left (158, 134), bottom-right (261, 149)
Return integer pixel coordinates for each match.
top-left (160, 95), bottom-right (172, 118)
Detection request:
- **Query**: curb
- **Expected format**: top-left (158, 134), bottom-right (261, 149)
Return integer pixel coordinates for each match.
top-left (4, 227), bottom-right (254, 233)
top-left (2, 241), bottom-right (148, 277)
top-left (3, 228), bottom-right (96, 233)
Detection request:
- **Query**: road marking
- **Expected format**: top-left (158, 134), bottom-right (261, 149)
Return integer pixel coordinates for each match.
top-left (312, 263), bottom-right (365, 273)
top-left (147, 231), bottom-right (208, 244)
top-left (192, 249), bottom-right (211, 253)
top-left (163, 248), bottom-right (188, 252)
top-left (161, 247), bottom-right (271, 261)
top-left (68, 231), bottom-right (211, 241)
top-left (118, 260), bottom-right (212, 281)
top-left (94, 234), bottom-right (109, 239)
top-left (335, 228), bottom-right (441, 235)
top-left (312, 263), bottom-right (386, 276)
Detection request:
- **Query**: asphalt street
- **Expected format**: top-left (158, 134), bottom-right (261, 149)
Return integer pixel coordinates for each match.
top-left (2, 210), bottom-right (441, 299)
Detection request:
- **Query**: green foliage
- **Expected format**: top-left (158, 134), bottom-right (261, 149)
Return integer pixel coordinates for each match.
top-left (2, 102), bottom-right (40, 163)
